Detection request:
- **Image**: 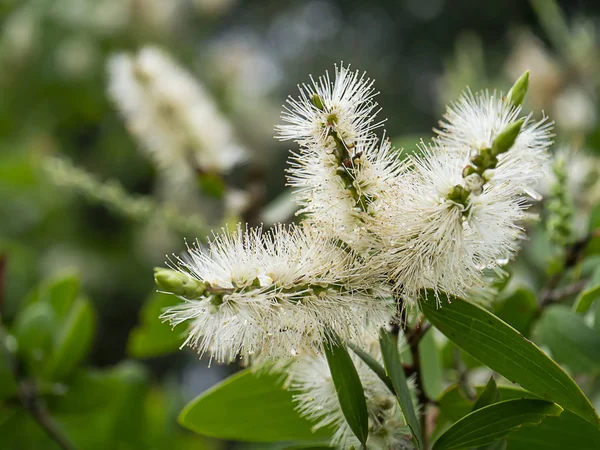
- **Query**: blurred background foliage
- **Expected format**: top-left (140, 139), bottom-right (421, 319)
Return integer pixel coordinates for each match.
top-left (1, 0), bottom-right (600, 448)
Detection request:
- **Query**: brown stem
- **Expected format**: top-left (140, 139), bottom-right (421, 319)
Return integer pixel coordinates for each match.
top-left (408, 321), bottom-right (429, 449)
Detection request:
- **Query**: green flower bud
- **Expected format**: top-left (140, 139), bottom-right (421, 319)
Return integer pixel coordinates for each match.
top-left (154, 267), bottom-right (205, 299)
top-left (311, 93), bottom-right (325, 111)
top-left (507, 70), bottom-right (530, 107)
top-left (491, 118), bottom-right (525, 156)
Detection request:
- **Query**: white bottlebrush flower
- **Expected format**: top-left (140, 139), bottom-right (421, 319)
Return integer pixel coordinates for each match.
top-left (288, 136), bottom-right (406, 252)
top-left (276, 63), bottom-right (382, 148)
top-left (435, 89), bottom-right (553, 199)
top-left (161, 223), bottom-right (392, 363)
top-left (371, 143), bottom-right (531, 308)
top-left (107, 46), bottom-right (246, 188)
top-left (286, 330), bottom-right (415, 450)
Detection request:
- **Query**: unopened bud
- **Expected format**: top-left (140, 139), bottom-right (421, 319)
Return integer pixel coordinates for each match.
top-left (491, 118), bottom-right (525, 156)
top-left (507, 71), bottom-right (529, 107)
top-left (154, 268), bottom-right (205, 299)
top-left (311, 93), bottom-right (325, 111)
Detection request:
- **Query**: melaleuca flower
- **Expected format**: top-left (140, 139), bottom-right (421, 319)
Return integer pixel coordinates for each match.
top-left (435, 89), bottom-right (553, 199)
top-left (286, 330), bottom-right (415, 450)
top-left (276, 63), bottom-right (382, 148)
top-left (160, 224), bottom-right (392, 363)
top-left (107, 46), bottom-right (246, 188)
top-left (371, 143), bottom-right (531, 308)
top-left (287, 136), bottom-right (406, 252)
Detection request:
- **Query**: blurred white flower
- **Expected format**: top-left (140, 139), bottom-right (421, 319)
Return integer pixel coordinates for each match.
top-left (435, 89), bottom-right (553, 199)
top-left (286, 330), bottom-right (415, 450)
top-left (161, 224), bottom-right (392, 363)
top-left (107, 46), bottom-right (246, 189)
top-left (276, 63), bottom-right (382, 148)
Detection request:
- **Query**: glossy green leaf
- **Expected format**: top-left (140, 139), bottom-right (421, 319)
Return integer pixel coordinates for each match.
top-left (507, 410), bottom-right (600, 450)
top-left (421, 291), bottom-right (600, 426)
top-left (39, 273), bottom-right (81, 321)
top-left (534, 305), bottom-right (600, 374)
top-left (324, 331), bottom-right (369, 446)
top-left (348, 341), bottom-right (394, 394)
top-left (574, 266), bottom-right (600, 313)
top-left (42, 296), bottom-right (95, 380)
top-left (433, 399), bottom-right (563, 450)
top-left (127, 292), bottom-right (185, 358)
top-left (380, 329), bottom-right (421, 449)
top-left (472, 377), bottom-right (499, 412)
top-left (179, 369), bottom-right (332, 442)
top-left (493, 288), bottom-right (538, 335)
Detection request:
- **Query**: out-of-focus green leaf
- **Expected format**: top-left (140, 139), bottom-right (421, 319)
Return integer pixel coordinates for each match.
top-left (391, 134), bottom-right (427, 157)
top-left (39, 273), bottom-right (80, 321)
top-left (472, 377), bottom-right (499, 412)
top-left (127, 292), bottom-right (185, 358)
top-left (42, 296), bottom-right (95, 381)
top-left (324, 330), bottom-right (369, 447)
top-left (13, 301), bottom-right (55, 373)
top-left (432, 399), bottom-right (563, 450)
top-left (0, 338), bottom-right (17, 401)
top-left (179, 369), bottom-right (332, 442)
top-left (54, 362), bottom-right (149, 450)
top-left (507, 410), bottom-right (600, 449)
top-left (420, 328), bottom-right (443, 399)
top-left (421, 291), bottom-right (600, 426)
top-left (493, 288), bottom-right (538, 335)
top-left (438, 384), bottom-right (540, 422)
top-left (533, 305), bottom-right (600, 374)
top-left (380, 329), bottom-right (421, 449)
top-left (574, 266), bottom-right (600, 313)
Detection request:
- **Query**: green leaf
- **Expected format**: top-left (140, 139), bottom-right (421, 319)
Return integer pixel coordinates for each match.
top-left (324, 330), bottom-right (369, 446)
top-left (37, 273), bottom-right (81, 321)
top-left (127, 292), bottom-right (185, 358)
top-left (42, 296), bottom-right (95, 380)
top-left (432, 399), bottom-right (563, 450)
top-left (348, 342), bottom-right (394, 394)
top-left (507, 410), bottom-right (600, 450)
top-left (438, 384), bottom-right (540, 422)
top-left (472, 377), bottom-right (499, 412)
top-left (574, 266), bottom-right (600, 313)
top-left (419, 328), bottom-right (443, 399)
top-left (13, 302), bottom-right (55, 373)
top-left (493, 288), bottom-right (538, 335)
top-left (533, 305), bottom-right (600, 374)
top-left (179, 369), bottom-right (332, 442)
top-left (421, 291), bottom-right (600, 426)
top-left (379, 329), bottom-right (422, 449)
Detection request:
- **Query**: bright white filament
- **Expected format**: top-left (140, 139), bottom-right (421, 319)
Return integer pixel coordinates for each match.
top-left (276, 63), bottom-right (383, 148)
top-left (435, 89), bottom-right (553, 198)
top-left (371, 144), bottom-right (531, 308)
top-left (162, 224), bottom-right (392, 363)
top-left (107, 46), bottom-right (246, 187)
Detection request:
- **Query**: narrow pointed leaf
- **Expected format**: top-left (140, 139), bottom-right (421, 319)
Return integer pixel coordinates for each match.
top-left (379, 329), bottom-right (422, 449)
top-left (178, 369), bottom-right (332, 442)
top-left (421, 291), bottom-right (600, 426)
top-left (472, 377), bottom-right (499, 412)
top-left (324, 331), bottom-right (369, 446)
top-left (348, 342), bottom-right (394, 394)
top-left (432, 399), bottom-right (563, 450)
